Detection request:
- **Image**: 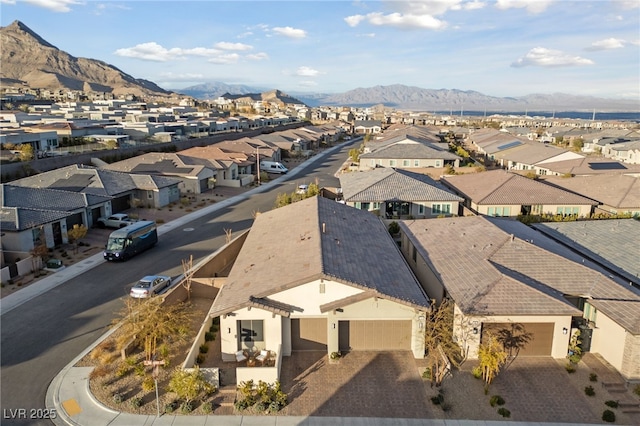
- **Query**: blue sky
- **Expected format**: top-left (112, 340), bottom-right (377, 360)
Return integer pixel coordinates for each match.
top-left (1, 0), bottom-right (639, 99)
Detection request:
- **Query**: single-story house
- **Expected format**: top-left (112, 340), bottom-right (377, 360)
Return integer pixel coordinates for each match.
top-left (354, 120), bottom-right (382, 134)
top-left (398, 216), bottom-right (640, 380)
top-left (207, 196), bottom-right (430, 381)
top-left (339, 168), bottom-right (463, 219)
top-left (359, 142), bottom-right (461, 171)
top-left (441, 169), bottom-right (598, 217)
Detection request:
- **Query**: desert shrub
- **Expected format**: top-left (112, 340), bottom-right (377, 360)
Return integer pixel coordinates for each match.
top-left (125, 356), bottom-right (137, 366)
top-left (180, 401), bottom-right (193, 413)
top-left (130, 397), bottom-right (142, 408)
top-left (205, 331), bottom-right (215, 341)
top-left (112, 393), bottom-right (123, 404)
top-left (604, 400), bottom-right (619, 408)
top-left (134, 364), bottom-right (146, 377)
top-left (490, 395), bottom-right (505, 407)
top-left (142, 376), bottom-right (155, 392)
top-left (634, 384), bottom-right (640, 396)
top-left (565, 363), bottom-right (576, 373)
top-left (255, 401), bottom-right (268, 412)
top-left (234, 399), bottom-right (250, 411)
top-left (422, 368), bottom-right (432, 380)
top-left (388, 221), bottom-right (400, 235)
top-left (472, 366), bottom-right (483, 379)
top-left (196, 353), bottom-right (205, 364)
top-left (165, 401), bottom-right (176, 413)
top-left (498, 407), bottom-right (511, 418)
top-left (589, 373), bottom-right (598, 382)
top-left (199, 344), bottom-right (209, 354)
top-left (99, 352), bottom-right (118, 366)
top-left (584, 385), bottom-right (595, 396)
top-left (202, 401), bottom-right (214, 414)
top-left (602, 409), bottom-right (616, 422)
top-left (89, 365), bottom-right (110, 380)
top-left (115, 363), bottom-right (130, 378)
top-left (431, 392), bottom-right (444, 405)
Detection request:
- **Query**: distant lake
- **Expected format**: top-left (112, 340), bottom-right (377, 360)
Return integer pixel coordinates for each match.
top-left (435, 111), bottom-right (640, 121)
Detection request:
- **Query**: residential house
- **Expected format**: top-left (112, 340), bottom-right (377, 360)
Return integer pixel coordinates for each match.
top-left (600, 138), bottom-right (640, 165)
top-left (399, 216), bottom-right (640, 380)
top-left (179, 146), bottom-right (249, 187)
top-left (207, 196), bottom-right (430, 381)
top-left (9, 164), bottom-right (180, 219)
top-left (0, 129), bottom-right (59, 154)
top-left (353, 120), bottom-right (382, 135)
top-left (441, 170), bottom-right (598, 217)
top-left (535, 157), bottom-right (640, 177)
top-left (339, 168), bottom-right (463, 219)
top-left (103, 152), bottom-right (216, 194)
top-left (540, 174), bottom-right (640, 217)
top-left (359, 141), bottom-right (461, 171)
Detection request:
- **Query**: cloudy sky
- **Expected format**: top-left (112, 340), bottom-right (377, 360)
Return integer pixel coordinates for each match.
top-left (1, 0), bottom-right (639, 99)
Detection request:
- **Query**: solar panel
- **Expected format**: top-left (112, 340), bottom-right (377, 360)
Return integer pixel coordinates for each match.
top-left (588, 162), bottom-right (627, 170)
top-left (496, 140), bottom-right (523, 151)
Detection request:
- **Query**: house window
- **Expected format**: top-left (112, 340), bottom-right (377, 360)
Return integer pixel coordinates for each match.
top-left (361, 202), bottom-right (370, 211)
top-left (584, 302), bottom-right (598, 323)
top-left (147, 192), bottom-right (153, 199)
top-left (432, 203), bottom-right (451, 215)
top-left (414, 160), bottom-right (420, 167)
top-left (411, 245), bottom-right (417, 263)
top-left (557, 206), bottom-right (579, 216)
top-left (32, 227), bottom-right (42, 246)
top-left (319, 282), bottom-right (326, 294)
top-left (370, 160), bottom-right (375, 167)
top-left (389, 160), bottom-right (396, 167)
top-left (238, 320), bottom-right (264, 349)
top-left (372, 202), bottom-right (381, 209)
top-left (435, 160), bottom-right (441, 167)
top-left (488, 206), bottom-right (511, 217)
top-left (418, 204), bottom-right (425, 215)
top-left (403, 160), bottom-right (410, 167)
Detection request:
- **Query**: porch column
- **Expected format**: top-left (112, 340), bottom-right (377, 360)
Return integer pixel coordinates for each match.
top-left (327, 315), bottom-right (339, 356)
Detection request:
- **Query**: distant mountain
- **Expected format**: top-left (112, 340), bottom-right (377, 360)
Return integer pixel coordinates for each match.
top-left (179, 82), bottom-right (267, 100)
top-left (302, 84), bottom-right (639, 112)
top-left (0, 20), bottom-right (175, 99)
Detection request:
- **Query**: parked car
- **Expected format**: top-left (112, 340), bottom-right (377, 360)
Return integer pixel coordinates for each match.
top-left (129, 275), bottom-right (172, 298)
top-left (97, 213), bottom-right (137, 229)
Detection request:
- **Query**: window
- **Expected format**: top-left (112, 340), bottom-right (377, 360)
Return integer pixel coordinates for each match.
top-left (361, 202), bottom-right (370, 211)
top-left (411, 245), bottom-right (417, 262)
top-left (557, 206), bottom-right (579, 216)
top-left (435, 160), bottom-right (442, 167)
top-left (403, 160), bottom-right (410, 167)
top-left (147, 192), bottom-right (153, 199)
top-left (418, 204), bottom-right (425, 215)
top-left (370, 160), bottom-right (375, 167)
top-left (239, 320), bottom-right (264, 349)
top-left (319, 282), bottom-right (326, 294)
top-left (389, 159), bottom-right (396, 166)
top-left (432, 203), bottom-right (451, 215)
top-left (488, 206), bottom-right (510, 216)
top-left (414, 160), bottom-right (420, 167)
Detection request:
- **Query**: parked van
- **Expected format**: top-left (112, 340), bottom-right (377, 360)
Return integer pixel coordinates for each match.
top-left (260, 160), bottom-right (288, 174)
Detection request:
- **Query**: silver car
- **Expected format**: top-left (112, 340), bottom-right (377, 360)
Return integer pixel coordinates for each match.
top-left (129, 275), bottom-right (171, 298)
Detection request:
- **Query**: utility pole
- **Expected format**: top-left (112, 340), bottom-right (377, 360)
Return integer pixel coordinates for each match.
top-left (256, 146), bottom-right (260, 186)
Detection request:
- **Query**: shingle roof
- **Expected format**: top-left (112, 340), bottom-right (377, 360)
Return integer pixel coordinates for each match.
top-left (360, 142), bottom-right (460, 160)
top-left (532, 219), bottom-right (640, 287)
top-left (442, 170), bottom-right (598, 206)
top-left (208, 196), bottom-right (430, 317)
top-left (401, 216), bottom-right (640, 334)
top-left (339, 168), bottom-right (463, 203)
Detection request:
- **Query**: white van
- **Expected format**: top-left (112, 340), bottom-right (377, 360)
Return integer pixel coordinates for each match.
top-left (260, 160), bottom-right (288, 174)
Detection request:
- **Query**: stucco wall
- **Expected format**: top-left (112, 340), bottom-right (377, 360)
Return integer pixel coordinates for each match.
top-left (400, 232), bottom-right (445, 303)
top-left (621, 333), bottom-right (640, 380)
top-left (271, 279), bottom-right (363, 315)
top-left (219, 307), bottom-right (283, 362)
top-left (590, 311), bottom-right (627, 374)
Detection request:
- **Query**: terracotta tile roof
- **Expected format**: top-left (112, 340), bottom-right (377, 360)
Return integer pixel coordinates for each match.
top-left (208, 196), bottom-right (430, 317)
top-left (442, 170), bottom-right (597, 206)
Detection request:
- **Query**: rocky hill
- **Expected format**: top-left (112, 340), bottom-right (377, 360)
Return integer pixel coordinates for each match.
top-left (0, 20), bottom-right (174, 99)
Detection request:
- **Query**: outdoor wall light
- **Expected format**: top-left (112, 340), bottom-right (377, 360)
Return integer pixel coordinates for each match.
top-left (228, 328), bottom-right (231, 334)
top-left (418, 315), bottom-right (425, 331)
top-left (562, 327), bottom-right (568, 335)
top-left (472, 327), bottom-right (479, 334)
top-left (332, 323), bottom-right (336, 329)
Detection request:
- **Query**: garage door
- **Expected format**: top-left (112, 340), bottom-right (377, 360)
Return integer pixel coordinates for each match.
top-left (291, 318), bottom-right (327, 351)
top-left (482, 323), bottom-right (554, 356)
top-left (339, 320), bottom-right (411, 351)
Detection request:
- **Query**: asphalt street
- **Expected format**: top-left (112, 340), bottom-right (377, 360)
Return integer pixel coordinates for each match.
top-left (0, 141), bottom-right (356, 425)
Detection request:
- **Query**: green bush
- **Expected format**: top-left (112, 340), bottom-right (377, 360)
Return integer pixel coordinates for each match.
top-left (602, 409), bottom-right (616, 423)
top-left (199, 344), bottom-right (209, 354)
top-left (589, 373), bottom-right (598, 382)
top-left (497, 407), bottom-right (511, 418)
top-left (181, 401), bottom-right (193, 413)
top-left (584, 386), bottom-right (595, 396)
top-left (202, 401), bottom-right (214, 414)
top-left (490, 395), bottom-right (505, 407)
top-left (134, 364), bottom-right (146, 377)
top-left (388, 221), bottom-right (400, 235)
top-left (634, 384), bottom-right (640, 396)
top-left (112, 393), bottom-right (123, 404)
top-left (565, 364), bottom-right (576, 373)
top-left (604, 400), bottom-right (619, 408)
top-left (430, 393), bottom-right (444, 405)
top-left (422, 368), bottom-right (432, 380)
top-left (130, 397), bottom-right (141, 408)
top-left (142, 376), bottom-right (155, 392)
top-left (196, 353), bottom-right (205, 364)
top-left (165, 401), bottom-right (176, 413)
top-left (205, 331), bottom-right (216, 341)
top-left (472, 366), bottom-right (483, 379)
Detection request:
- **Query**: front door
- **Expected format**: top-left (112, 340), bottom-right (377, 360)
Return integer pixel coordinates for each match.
top-left (52, 222), bottom-right (63, 246)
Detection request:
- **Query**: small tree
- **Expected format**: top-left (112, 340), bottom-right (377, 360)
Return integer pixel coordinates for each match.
top-left (495, 323), bottom-right (532, 367)
top-left (567, 329), bottom-right (582, 364)
top-left (572, 138), bottom-right (584, 152)
top-left (167, 366), bottom-right (215, 405)
top-left (105, 139), bottom-right (118, 150)
top-left (348, 148), bottom-right (360, 163)
top-left (477, 332), bottom-right (508, 390)
top-left (181, 255), bottom-right (194, 301)
top-left (67, 224), bottom-right (88, 254)
top-left (19, 144), bottom-right (34, 161)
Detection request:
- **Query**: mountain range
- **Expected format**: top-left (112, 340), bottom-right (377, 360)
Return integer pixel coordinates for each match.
top-left (1, 20), bottom-right (638, 112)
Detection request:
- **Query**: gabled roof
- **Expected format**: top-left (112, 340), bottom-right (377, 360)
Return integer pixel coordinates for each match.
top-left (0, 184), bottom-right (108, 211)
top-left (541, 174), bottom-right (640, 209)
top-left (442, 170), bottom-right (598, 206)
top-left (339, 168), bottom-right (463, 203)
top-left (491, 142), bottom-right (575, 164)
top-left (360, 142), bottom-right (460, 160)
top-left (401, 216), bottom-right (640, 333)
top-left (104, 153), bottom-right (208, 178)
top-left (540, 157), bottom-right (640, 176)
top-left (208, 196), bottom-right (430, 318)
top-left (0, 206), bottom-right (71, 231)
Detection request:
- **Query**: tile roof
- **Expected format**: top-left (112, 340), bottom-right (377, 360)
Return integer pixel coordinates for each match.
top-left (360, 142), bottom-right (460, 160)
top-left (1, 184), bottom-right (90, 211)
top-left (532, 219), bottom-right (640, 287)
top-left (339, 168), bottom-right (463, 203)
top-left (442, 170), bottom-right (598, 206)
top-left (208, 196), bottom-right (430, 317)
top-left (541, 174), bottom-right (640, 210)
top-left (401, 216), bottom-right (640, 333)
top-left (540, 158), bottom-right (640, 176)
top-left (491, 142), bottom-right (573, 164)
top-left (0, 206), bottom-right (70, 231)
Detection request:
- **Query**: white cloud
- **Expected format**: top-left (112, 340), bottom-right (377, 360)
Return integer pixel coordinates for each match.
top-left (246, 52), bottom-right (269, 61)
top-left (495, 0), bottom-right (554, 14)
top-left (272, 26), bottom-right (307, 38)
top-left (214, 42), bottom-right (253, 51)
top-left (237, 31), bottom-right (253, 38)
top-left (463, 1), bottom-right (486, 10)
top-left (295, 66), bottom-right (322, 77)
top-left (511, 47), bottom-right (594, 68)
top-left (0, 0), bottom-right (16, 4)
top-left (23, 0), bottom-right (82, 12)
top-left (345, 15), bottom-right (366, 27)
top-left (208, 53), bottom-right (240, 64)
top-left (158, 72), bottom-right (205, 81)
top-left (114, 42), bottom-right (222, 62)
top-left (617, 0), bottom-right (640, 9)
top-left (586, 38), bottom-right (626, 51)
top-left (347, 12), bottom-right (447, 30)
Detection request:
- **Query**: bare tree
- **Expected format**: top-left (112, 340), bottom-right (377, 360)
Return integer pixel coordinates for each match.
top-left (224, 228), bottom-right (233, 244)
top-left (181, 255), bottom-right (194, 302)
top-left (423, 298), bottom-right (463, 386)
